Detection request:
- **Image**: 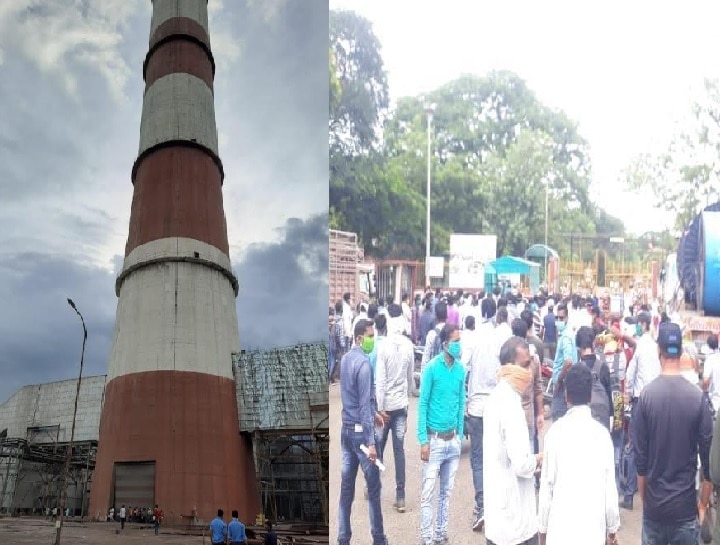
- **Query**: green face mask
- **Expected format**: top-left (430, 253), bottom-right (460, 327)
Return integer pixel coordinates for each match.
top-left (361, 336), bottom-right (375, 354)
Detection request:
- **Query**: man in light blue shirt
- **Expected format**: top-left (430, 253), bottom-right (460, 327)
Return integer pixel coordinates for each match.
top-left (209, 509), bottom-right (227, 545)
top-left (417, 323), bottom-right (466, 545)
top-left (550, 303), bottom-right (577, 421)
top-left (228, 510), bottom-right (247, 545)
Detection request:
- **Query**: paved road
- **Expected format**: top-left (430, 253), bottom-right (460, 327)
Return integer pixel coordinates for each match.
top-left (329, 383), bottom-right (644, 544)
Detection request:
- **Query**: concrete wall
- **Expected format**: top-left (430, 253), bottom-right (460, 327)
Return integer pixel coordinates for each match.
top-left (0, 376), bottom-right (106, 443)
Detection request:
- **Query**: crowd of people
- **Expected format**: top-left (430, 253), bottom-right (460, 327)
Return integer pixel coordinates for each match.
top-left (332, 286), bottom-right (720, 545)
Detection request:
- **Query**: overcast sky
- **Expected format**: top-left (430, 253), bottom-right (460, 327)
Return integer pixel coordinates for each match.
top-left (0, 0), bottom-right (328, 403)
top-left (331, 0), bottom-right (720, 235)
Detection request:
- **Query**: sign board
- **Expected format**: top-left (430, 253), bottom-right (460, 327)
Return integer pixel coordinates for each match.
top-left (449, 234), bottom-right (497, 289)
top-left (426, 256), bottom-right (444, 278)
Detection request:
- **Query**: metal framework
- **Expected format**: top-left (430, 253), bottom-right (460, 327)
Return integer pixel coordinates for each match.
top-left (234, 343), bottom-right (329, 526)
top-left (0, 432), bottom-right (97, 516)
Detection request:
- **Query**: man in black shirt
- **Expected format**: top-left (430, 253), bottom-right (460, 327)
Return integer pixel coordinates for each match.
top-left (633, 322), bottom-right (713, 544)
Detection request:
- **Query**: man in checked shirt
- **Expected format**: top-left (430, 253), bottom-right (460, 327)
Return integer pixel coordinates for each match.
top-left (337, 319), bottom-right (389, 545)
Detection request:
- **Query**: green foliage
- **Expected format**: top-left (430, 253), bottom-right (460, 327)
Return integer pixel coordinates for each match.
top-left (624, 78), bottom-right (720, 231)
top-left (329, 12), bottom-right (626, 260)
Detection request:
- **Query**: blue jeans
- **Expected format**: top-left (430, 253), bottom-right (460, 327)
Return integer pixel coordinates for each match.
top-left (642, 516), bottom-right (699, 545)
top-left (338, 426), bottom-right (387, 545)
top-left (376, 408), bottom-right (407, 500)
top-left (420, 435), bottom-right (461, 544)
top-left (551, 382), bottom-right (567, 421)
top-left (466, 415), bottom-right (484, 514)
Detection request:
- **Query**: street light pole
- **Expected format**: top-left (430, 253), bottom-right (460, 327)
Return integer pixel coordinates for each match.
top-left (544, 176), bottom-right (549, 288)
top-left (425, 103), bottom-right (435, 290)
top-left (54, 298), bottom-right (87, 545)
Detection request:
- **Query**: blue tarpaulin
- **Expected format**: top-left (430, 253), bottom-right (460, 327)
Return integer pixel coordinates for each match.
top-left (486, 256), bottom-right (540, 293)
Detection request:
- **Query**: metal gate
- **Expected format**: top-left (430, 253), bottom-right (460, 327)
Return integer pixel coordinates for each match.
top-left (113, 462), bottom-right (155, 508)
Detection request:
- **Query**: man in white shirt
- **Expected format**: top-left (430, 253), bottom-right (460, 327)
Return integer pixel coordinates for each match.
top-left (465, 297), bottom-right (498, 532)
top-left (622, 311), bottom-right (661, 510)
top-left (375, 305), bottom-right (416, 513)
top-left (703, 334), bottom-right (720, 413)
top-left (483, 336), bottom-right (542, 545)
top-left (494, 306), bottom-right (512, 361)
top-left (538, 364), bottom-right (620, 545)
top-left (342, 292), bottom-right (354, 348)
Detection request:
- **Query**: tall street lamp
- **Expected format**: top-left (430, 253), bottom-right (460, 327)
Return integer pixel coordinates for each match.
top-left (425, 103), bottom-right (436, 289)
top-left (54, 298), bottom-right (87, 545)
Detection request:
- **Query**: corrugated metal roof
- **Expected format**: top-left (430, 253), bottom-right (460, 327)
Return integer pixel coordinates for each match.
top-left (233, 343), bottom-right (329, 433)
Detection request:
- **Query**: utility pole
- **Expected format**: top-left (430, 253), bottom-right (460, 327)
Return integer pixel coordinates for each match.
top-left (425, 103), bottom-right (436, 289)
top-left (54, 298), bottom-right (87, 545)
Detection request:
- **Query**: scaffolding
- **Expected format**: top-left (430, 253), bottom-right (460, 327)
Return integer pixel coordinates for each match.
top-left (234, 343), bottom-right (329, 526)
top-left (330, 229), bottom-right (364, 305)
top-left (0, 431), bottom-right (97, 516)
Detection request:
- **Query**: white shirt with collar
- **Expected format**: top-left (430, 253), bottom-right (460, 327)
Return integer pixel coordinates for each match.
top-left (625, 333), bottom-right (661, 398)
top-left (483, 379), bottom-right (538, 545)
top-left (466, 320), bottom-right (499, 417)
top-left (538, 405), bottom-right (620, 545)
top-left (375, 330), bottom-right (415, 412)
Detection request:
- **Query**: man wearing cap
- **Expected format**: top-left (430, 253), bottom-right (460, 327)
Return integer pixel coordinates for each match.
top-left (633, 322), bottom-right (713, 544)
top-left (621, 311), bottom-right (661, 510)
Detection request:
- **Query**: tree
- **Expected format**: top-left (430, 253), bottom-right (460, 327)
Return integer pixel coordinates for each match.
top-left (329, 10), bottom-right (389, 158)
top-left (624, 78), bottom-right (720, 230)
top-left (384, 72), bottom-right (599, 257)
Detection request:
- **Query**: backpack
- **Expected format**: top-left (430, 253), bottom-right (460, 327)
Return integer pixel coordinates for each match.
top-left (429, 325), bottom-right (444, 359)
top-left (589, 357), bottom-right (611, 430)
top-left (602, 352), bottom-right (624, 432)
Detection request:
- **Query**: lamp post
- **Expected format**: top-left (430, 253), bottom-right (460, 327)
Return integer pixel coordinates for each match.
top-left (425, 103), bottom-right (436, 289)
top-left (544, 176), bottom-right (550, 287)
top-left (54, 298), bottom-right (87, 545)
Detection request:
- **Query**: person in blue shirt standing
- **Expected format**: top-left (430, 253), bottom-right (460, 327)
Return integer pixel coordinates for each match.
top-left (417, 323), bottom-right (466, 545)
top-left (227, 510), bottom-right (247, 545)
top-left (209, 509), bottom-right (227, 545)
top-left (550, 303), bottom-right (577, 421)
top-left (337, 319), bottom-right (389, 545)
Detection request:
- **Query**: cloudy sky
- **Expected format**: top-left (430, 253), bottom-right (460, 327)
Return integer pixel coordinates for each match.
top-left (0, 0), bottom-right (328, 403)
top-left (331, 0), bottom-right (720, 235)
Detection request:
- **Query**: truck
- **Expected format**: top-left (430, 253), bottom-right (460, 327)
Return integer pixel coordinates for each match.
top-left (329, 229), bottom-right (374, 306)
top-left (661, 201), bottom-right (720, 352)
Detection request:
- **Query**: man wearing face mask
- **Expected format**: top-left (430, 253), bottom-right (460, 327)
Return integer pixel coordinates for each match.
top-left (417, 323), bottom-right (466, 545)
top-left (338, 320), bottom-right (389, 545)
top-left (621, 311), bottom-right (661, 511)
top-left (483, 336), bottom-right (543, 545)
top-left (550, 303), bottom-right (577, 422)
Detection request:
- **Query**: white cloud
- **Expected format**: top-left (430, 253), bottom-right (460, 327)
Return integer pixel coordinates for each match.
top-left (0, 0), bottom-right (146, 102)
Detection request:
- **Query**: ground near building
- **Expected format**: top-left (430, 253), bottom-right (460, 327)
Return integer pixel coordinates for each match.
top-left (329, 384), bottom-right (644, 544)
top-left (0, 517), bottom-right (325, 544)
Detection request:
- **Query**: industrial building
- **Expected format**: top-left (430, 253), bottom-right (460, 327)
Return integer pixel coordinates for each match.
top-left (0, 342), bottom-right (328, 525)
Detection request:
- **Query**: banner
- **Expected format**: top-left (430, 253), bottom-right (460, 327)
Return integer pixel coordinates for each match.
top-left (426, 256), bottom-right (444, 278)
top-left (449, 234), bottom-right (497, 289)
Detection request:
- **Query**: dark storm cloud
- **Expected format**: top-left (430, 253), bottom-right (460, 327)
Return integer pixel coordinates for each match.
top-left (0, 254), bottom-right (117, 404)
top-left (235, 213), bottom-right (329, 350)
top-left (216, 0), bottom-right (329, 216)
top-left (0, 213), bottom-right (329, 403)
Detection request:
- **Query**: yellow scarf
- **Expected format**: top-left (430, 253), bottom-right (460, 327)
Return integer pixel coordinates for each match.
top-left (497, 365), bottom-right (532, 395)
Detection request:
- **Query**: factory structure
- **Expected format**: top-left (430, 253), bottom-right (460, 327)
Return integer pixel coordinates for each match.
top-left (0, 0), bottom-right (328, 528)
top-left (0, 343), bottom-right (329, 525)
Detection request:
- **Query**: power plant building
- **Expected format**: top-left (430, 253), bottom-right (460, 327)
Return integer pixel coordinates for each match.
top-left (0, 343), bottom-right (329, 525)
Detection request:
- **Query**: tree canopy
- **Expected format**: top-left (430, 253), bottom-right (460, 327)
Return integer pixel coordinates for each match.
top-left (624, 78), bottom-right (720, 231)
top-left (330, 9), bottom-right (626, 261)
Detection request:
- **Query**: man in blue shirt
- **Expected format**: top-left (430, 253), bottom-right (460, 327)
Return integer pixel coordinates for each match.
top-left (550, 303), bottom-right (577, 421)
top-left (417, 323), bottom-right (466, 545)
top-left (209, 509), bottom-right (227, 545)
top-left (542, 303), bottom-right (557, 361)
top-left (227, 510), bottom-right (247, 545)
top-left (337, 319), bottom-right (389, 545)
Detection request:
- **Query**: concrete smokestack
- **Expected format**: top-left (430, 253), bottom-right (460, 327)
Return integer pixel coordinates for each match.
top-left (89, 0), bottom-right (259, 523)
